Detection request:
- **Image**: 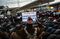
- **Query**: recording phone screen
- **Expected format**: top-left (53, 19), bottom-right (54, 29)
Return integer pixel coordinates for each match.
top-left (22, 12), bottom-right (36, 22)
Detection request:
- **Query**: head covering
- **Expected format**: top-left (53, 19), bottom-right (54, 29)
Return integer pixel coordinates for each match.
top-left (27, 17), bottom-right (33, 24)
top-left (27, 17), bottom-right (33, 21)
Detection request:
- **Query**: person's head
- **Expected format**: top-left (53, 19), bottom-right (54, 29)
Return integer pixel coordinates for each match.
top-left (27, 17), bottom-right (33, 24)
top-left (47, 34), bottom-right (56, 39)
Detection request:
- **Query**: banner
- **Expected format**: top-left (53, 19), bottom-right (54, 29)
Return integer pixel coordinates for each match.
top-left (22, 12), bottom-right (36, 22)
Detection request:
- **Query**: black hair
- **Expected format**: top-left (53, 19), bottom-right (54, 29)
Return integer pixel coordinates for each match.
top-left (28, 17), bottom-right (33, 21)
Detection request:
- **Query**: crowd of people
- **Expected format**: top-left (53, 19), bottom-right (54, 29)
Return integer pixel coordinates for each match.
top-left (37, 11), bottom-right (60, 39)
top-left (0, 11), bottom-right (60, 39)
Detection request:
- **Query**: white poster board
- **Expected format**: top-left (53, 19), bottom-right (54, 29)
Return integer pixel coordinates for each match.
top-left (22, 12), bottom-right (36, 22)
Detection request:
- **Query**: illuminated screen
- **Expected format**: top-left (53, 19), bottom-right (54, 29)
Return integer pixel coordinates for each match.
top-left (22, 12), bottom-right (36, 22)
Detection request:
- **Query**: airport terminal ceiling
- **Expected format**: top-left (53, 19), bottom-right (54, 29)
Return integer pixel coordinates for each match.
top-left (0, 0), bottom-right (55, 8)
top-left (0, 0), bottom-right (37, 8)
